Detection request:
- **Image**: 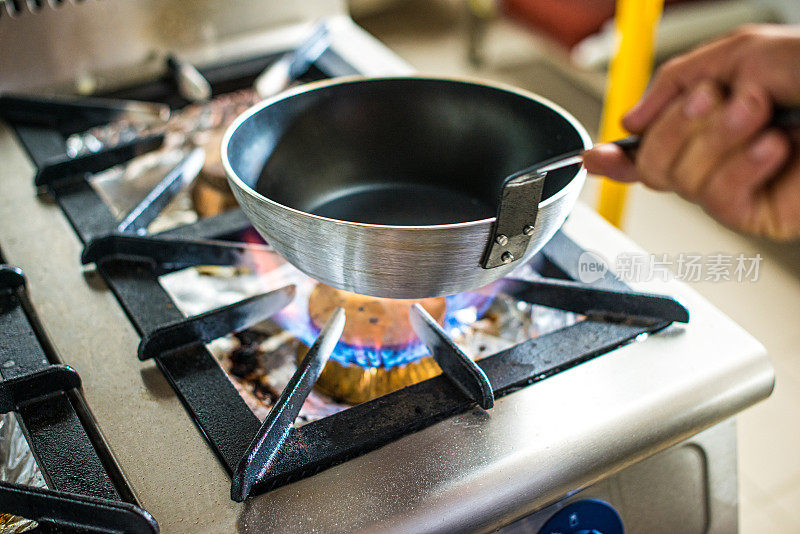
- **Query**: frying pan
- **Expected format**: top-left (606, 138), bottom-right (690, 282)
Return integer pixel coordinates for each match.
top-left (222, 76), bottom-right (591, 298)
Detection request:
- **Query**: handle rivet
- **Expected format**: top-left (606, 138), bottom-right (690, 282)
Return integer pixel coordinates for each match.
top-left (523, 225), bottom-right (535, 236)
top-left (495, 234), bottom-right (508, 246)
top-left (501, 252), bottom-right (514, 264)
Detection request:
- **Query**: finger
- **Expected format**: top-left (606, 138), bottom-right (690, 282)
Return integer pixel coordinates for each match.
top-left (635, 80), bottom-right (723, 191)
top-left (671, 83), bottom-right (772, 199)
top-left (700, 129), bottom-right (790, 234)
top-left (582, 144), bottom-right (638, 182)
top-left (757, 133), bottom-right (800, 240)
top-left (623, 30), bottom-right (748, 132)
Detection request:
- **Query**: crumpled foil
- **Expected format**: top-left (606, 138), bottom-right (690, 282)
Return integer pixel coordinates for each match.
top-left (77, 89), bottom-right (263, 234)
top-left (0, 412), bottom-right (45, 533)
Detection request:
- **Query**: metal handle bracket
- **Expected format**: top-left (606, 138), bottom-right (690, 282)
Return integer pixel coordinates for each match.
top-left (481, 170), bottom-right (546, 269)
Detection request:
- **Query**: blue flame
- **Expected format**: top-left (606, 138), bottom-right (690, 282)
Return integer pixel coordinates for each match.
top-left (271, 286), bottom-right (499, 369)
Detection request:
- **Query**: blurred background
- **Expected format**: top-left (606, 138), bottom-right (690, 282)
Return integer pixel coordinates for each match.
top-left (348, 0), bottom-right (800, 531)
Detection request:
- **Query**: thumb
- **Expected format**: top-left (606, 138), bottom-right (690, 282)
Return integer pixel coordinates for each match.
top-left (583, 144), bottom-right (639, 182)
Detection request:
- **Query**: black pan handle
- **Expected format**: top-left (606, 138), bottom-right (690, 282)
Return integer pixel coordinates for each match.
top-left (772, 106), bottom-right (800, 128)
top-left (612, 105), bottom-right (800, 158)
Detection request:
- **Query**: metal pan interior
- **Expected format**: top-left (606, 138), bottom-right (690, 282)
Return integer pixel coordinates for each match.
top-left (225, 77), bottom-right (586, 227)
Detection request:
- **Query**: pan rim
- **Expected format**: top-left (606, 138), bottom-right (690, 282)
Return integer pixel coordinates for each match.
top-left (221, 74), bottom-right (592, 231)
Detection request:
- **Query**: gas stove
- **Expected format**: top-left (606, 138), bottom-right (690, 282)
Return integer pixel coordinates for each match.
top-left (0, 2), bottom-right (774, 533)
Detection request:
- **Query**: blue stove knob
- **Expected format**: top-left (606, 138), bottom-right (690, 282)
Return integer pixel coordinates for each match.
top-left (538, 499), bottom-right (623, 534)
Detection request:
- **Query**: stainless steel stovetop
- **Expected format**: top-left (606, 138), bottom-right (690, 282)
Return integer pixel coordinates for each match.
top-left (0, 2), bottom-right (774, 533)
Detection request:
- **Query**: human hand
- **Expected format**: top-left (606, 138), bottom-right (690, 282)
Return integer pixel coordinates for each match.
top-left (583, 24), bottom-right (800, 241)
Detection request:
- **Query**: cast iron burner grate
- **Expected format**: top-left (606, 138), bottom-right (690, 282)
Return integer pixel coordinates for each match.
top-left (0, 264), bottom-right (158, 533)
top-left (1, 53), bottom-right (689, 502)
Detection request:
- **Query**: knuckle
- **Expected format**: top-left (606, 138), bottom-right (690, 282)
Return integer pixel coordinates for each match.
top-left (729, 23), bottom-right (767, 43)
top-left (656, 57), bottom-right (685, 82)
top-left (762, 202), bottom-right (797, 241)
top-left (700, 180), bottom-right (749, 228)
top-left (649, 57), bottom-right (689, 92)
top-left (734, 23), bottom-right (768, 38)
top-left (673, 159), bottom-right (707, 199)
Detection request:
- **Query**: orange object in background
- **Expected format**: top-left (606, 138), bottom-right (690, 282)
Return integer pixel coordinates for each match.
top-left (502, 0), bottom-right (615, 48)
top-left (503, 0), bottom-right (687, 49)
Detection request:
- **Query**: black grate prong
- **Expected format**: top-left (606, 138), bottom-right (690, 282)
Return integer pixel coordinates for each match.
top-left (117, 147), bottom-right (205, 234)
top-left (0, 481), bottom-right (159, 534)
top-left (0, 264), bottom-right (25, 291)
top-left (0, 365), bottom-right (82, 414)
top-left (138, 285), bottom-right (296, 361)
top-left (501, 278), bottom-right (690, 323)
top-left (34, 134), bottom-right (165, 187)
top-left (0, 93), bottom-right (169, 135)
top-left (231, 307), bottom-right (345, 502)
top-left (409, 303), bottom-right (494, 409)
top-left (82, 234), bottom-right (272, 273)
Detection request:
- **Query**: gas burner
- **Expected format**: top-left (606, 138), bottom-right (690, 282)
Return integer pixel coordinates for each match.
top-left (304, 283), bottom-right (446, 403)
top-left (308, 284), bottom-right (447, 350)
top-left (82, 89), bottom-right (261, 231)
top-left (306, 351), bottom-right (442, 405)
top-left (154, 242), bottom-right (577, 407)
top-left (72, 230), bottom-right (688, 500)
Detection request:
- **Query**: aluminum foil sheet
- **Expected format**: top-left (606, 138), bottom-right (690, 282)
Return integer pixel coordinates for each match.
top-left (68, 89), bottom-right (261, 159)
top-left (0, 412), bottom-right (45, 533)
top-left (79, 89), bottom-right (262, 233)
top-left (90, 144), bottom-right (199, 233)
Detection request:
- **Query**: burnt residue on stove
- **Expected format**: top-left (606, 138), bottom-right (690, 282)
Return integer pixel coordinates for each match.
top-left (208, 319), bottom-right (350, 425)
top-left (229, 333), bottom-right (262, 378)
